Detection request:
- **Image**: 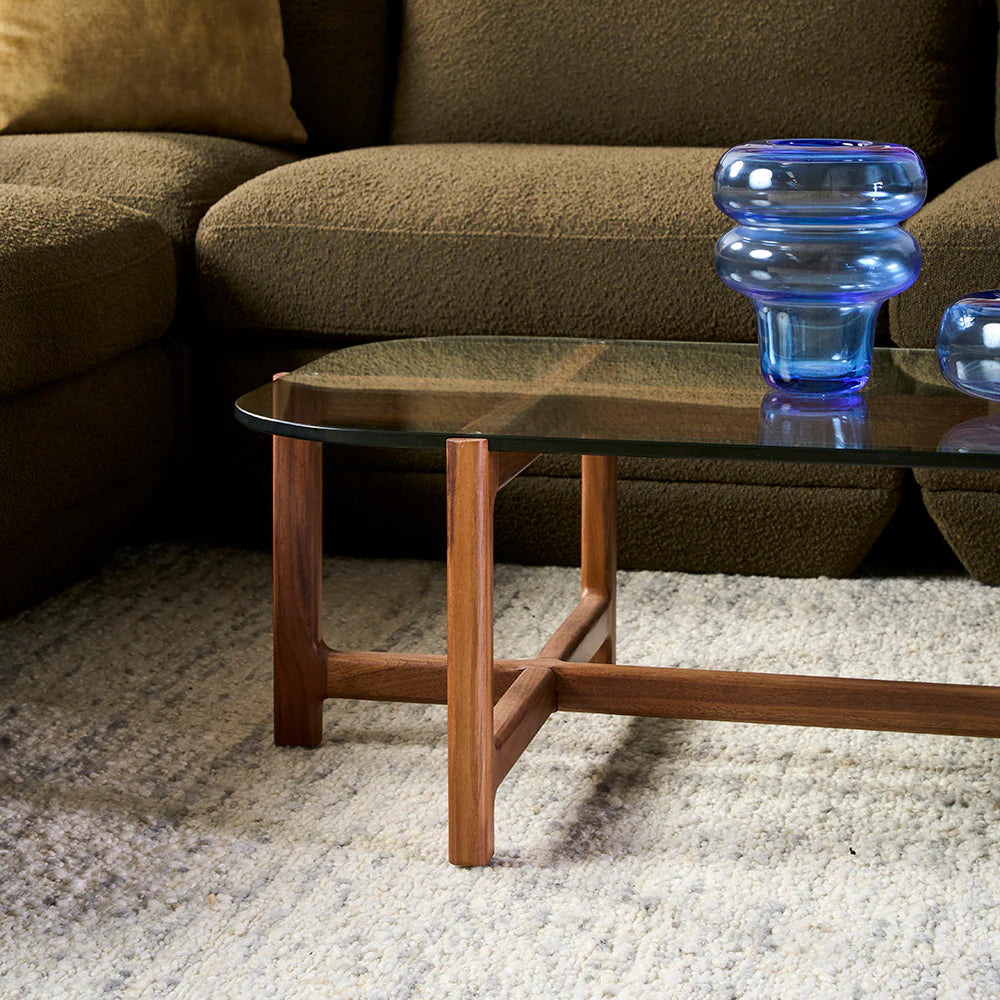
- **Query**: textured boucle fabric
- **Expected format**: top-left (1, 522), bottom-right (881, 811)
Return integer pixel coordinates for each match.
top-left (197, 144), bottom-right (752, 340)
top-left (913, 488), bottom-right (1000, 584)
top-left (890, 160), bottom-right (1000, 349)
top-left (0, 184), bottom-right (175, 399)
top-left (314, 470), bottom-right (901, 578)
top-left (912, 463), bottom-right (1000, 585)
top-left (914, 467), bottom-right (1000, 495)
top-left (391, 0), bottom-right (991, 190)
top-left (280, 0), bottom-right (398, 152)
top-left (0, 346), bottom-right (174, 616)
top-left (507, 475), bottom-right (902, 578)
top-left (0, 131), bottom-right (299, 248)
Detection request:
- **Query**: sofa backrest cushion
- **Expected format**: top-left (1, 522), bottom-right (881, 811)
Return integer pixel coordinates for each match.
top-left (280, 0), bottom-right (399, 153)
top-left (391, 0), bottom-right (994, 190)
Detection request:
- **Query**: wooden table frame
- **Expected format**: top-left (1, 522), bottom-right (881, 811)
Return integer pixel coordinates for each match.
top-left (272, 431), bottom-right (1000, 867)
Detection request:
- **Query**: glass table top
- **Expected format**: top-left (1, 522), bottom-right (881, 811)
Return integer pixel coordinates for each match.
top-left (235, 337), bottom-right (1000, 469)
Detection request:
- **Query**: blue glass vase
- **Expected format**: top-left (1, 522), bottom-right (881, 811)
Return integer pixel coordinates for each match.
top-left (714, 139), bottom-right (926, 396)
top-left (937, 291), bottom-right (1000, 402)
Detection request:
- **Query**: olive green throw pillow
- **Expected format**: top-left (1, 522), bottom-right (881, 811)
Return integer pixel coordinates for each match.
top-left (0, 0), bottom-right (306, 145)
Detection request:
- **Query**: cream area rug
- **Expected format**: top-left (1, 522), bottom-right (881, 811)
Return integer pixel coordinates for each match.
top-left (1, 543), bottom-right (999, 999)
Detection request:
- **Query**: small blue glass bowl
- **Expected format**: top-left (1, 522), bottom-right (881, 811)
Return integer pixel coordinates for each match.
top-left (938, 291), bottom-right (1000, 402)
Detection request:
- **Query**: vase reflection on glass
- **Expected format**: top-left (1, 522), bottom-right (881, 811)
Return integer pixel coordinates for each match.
top-left (758, 391), bottom-right (871, 450)
top-left (939, 415), bottom-right (1000, 455)
top-left (714, 139), bottom-right (926, 396)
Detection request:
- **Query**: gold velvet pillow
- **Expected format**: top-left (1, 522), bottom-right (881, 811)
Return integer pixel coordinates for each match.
top-left (0, 0), bottom-right (306, 145)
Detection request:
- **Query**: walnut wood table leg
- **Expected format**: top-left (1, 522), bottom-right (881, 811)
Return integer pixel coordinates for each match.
top-left (537, 456), bottom-right (616, 664)
top-left (261, 411), bottom-right (1000, 862)
top-left (273, 431), bottom-right (326, 747)
top-left (447, 437), bottom-right (497, 866)
top-left (581, 455), bottom-right (617, 664)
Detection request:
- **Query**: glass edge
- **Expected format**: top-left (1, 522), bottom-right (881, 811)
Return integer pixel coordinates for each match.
top-left (234, 402), bottom-right (1000, 468)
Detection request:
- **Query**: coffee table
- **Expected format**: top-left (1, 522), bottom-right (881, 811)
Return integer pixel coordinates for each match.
top-left (236, 336), bottom-right (1000, 866)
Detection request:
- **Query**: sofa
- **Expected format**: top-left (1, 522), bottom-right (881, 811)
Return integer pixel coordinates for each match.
top-left (2, 0), bottom-right (999, 618)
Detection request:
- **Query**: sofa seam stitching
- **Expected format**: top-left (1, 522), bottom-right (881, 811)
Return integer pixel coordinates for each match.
top-left (200, 222), bottom-right (719, 241)
top-left (74, 195), bottom-right (217, 210)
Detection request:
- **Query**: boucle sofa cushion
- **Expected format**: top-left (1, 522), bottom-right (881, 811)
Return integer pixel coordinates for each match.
top-left (890, 160), bottom-right (1000, 349)
top-left (196, 143), bottom-right (753, 340)
top-left (911, 455), bottom-right (1000, 585)
top-left (0, 345), bottom-right (175, 616)
top-left (391, 0), bottom-right (990, 189)
top-left (0, 0), bottom-right (305, 145)
top-left (909, 484), bottom-right (1000, 584)
top-left (296, 466), bottom-right (903, 578)
top-left (0, 184), bottom-right (175, 399)
top-left (0, 132), bottom-right (299, 249)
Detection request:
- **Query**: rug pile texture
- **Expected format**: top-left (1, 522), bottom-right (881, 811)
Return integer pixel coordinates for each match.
top-left (1, 544), bottom-right (998, 998)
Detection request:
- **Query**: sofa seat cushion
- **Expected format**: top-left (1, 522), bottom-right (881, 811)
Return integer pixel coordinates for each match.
top-left (890, 160), bottom-right (1000, 349)
top-left (197, 143), bottom-right (753, 341)
top-left (0, 184), bottom-right (175, 398)
top-left (0, 132), bottom-right (299, 248)
top-left (911, 464), bottom-right (1000, 585)
top-left (911, 465), bottom-right (1000, 584)
top-left (0, 343), bottom-right (175, 616)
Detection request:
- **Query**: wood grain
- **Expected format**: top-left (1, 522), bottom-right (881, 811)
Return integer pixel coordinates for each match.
top-left (554, 661), bottom-right (1000, 737)
top-left (492, 666), bottom-right (557, 790)
top-left (580, 455), bottom-right (617, 664)
top-left (325, 648), bottom-right (1000, 740)
top-left (493, 451), bottom-right (539, 491)
top-left (446, 438), bottom-right (497, 866)
top-left (326, 650), bottom-right (524, 704)
top-left (272, 430), bottom-right (327, 747)
top-left (537, 592), bottom-right (609, 662)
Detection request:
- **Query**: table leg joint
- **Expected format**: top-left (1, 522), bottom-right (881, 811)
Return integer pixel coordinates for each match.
top-left (493, 666), bottom-right (558, 790)
top-left (538, 592), bottom-right (610, 663)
